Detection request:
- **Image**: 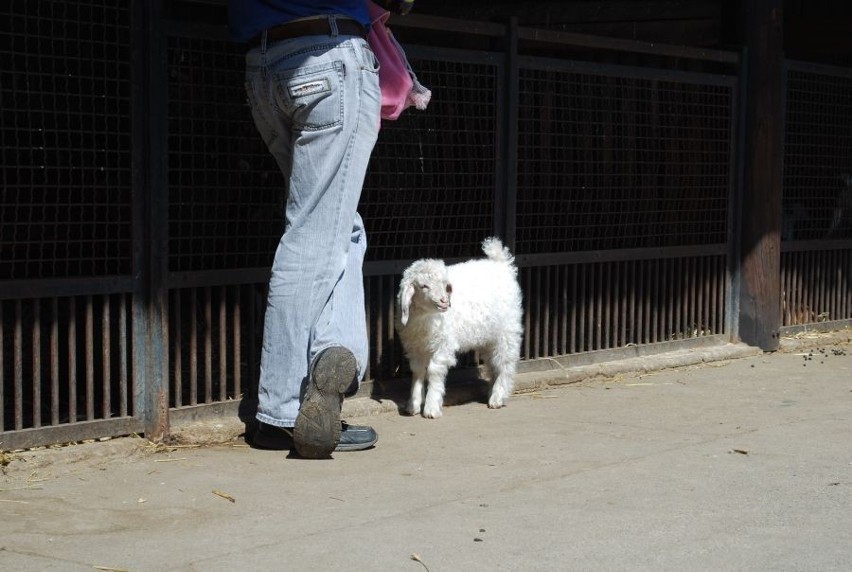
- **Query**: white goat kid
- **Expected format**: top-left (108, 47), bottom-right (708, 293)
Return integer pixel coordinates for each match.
top-left (396, 237), bottom-right (523, 418)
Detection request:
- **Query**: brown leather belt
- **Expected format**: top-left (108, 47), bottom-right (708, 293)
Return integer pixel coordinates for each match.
top-left (250, 18), bottom-right (367, 48)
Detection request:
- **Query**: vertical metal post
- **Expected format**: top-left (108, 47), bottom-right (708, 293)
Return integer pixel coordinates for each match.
top-left (498, 16), bottom-right (519, 251)
top-left (131, 0), bottom-right (170, 441)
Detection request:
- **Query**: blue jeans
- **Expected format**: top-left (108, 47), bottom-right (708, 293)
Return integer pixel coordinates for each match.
top-left (244, 24), bottom-right (381, 427)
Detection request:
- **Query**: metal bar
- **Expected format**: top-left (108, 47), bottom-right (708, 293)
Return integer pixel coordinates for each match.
top-left (674, 258), bottom-right (683, 340)
top-left (32, 301), bottom-right (41, 429)
top-left (614, 262), bottom-right (624, 348)
top-left (387, 275), bottom-right (397, 379)
top-left (517, 27), bottom-right (739, 64)
top-left (0, 277), bottom-right (136, 302)
top-left (700, 257), bottom-right (709, 334)
top-left (518, 54), bottom-right (737, 88)
top-left (532, 268), bottom-right (541, 358)
top-left (559, 265), bottom-right (568, 355)
top-left (248, 285), bottom-right (258, 396)
top-left (51, 298), bottom-right (59, 425)
top-left (650, 260), bottom-right (659, 344)
top-left (785, 59), bottom-right (852, 79)
top-left (390, 13), bottom-right (506, 37)
top-left (523, 270), bottom-right (531, 359)
top-left (691, 257), bottom-right (699, 336)
top-left (204, 287), bottom-right (213, 403)
top-left (626, 261), bottom-right (636, 346)
top-left (569, 266), bottom-right (578, 354)
top-left (14, 300), bottom-right (23, 430)
top-left (173, 290), bottom-right (183, 407)
top-left (374, 276), bottom-right (384, 380)
top-left (166, 268), bottom-right (272, 290)
top-left (86, 296), bottom-right (94, 421)
top-left (637, 260), bottom-right (646, 345)
top-left (102, 295), bottom-right (111, 418)
top-left (219, 286), bottom-right (227, 402)
top-left (502, 17), bottom-right (519, 251)
top-left (543, 266), bottom-right (551, 357)
top-left (364, 277), bottom-right (373, 382)
top-left (0, 303), bottom-right (4, 431)
top-left (232, 286), bottom-right (241, 399)
top-left (515, 245), bottom-right (728, 268)
top-left (68, 297), bottom-right (77, 424)
top-left (593, 263), bottom-right (601, 351)
top-left (578, 265), bottom-right (587, 352)
top-left (190, 289), bottom-right (198, 406)
top-left (119, 294), bottom-right (128, 418)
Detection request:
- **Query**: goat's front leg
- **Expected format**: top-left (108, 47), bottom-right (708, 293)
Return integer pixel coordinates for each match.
top-left (406, 358), bottom-right (427, 416)
top-left (422, 360), bottom-right (450, 419)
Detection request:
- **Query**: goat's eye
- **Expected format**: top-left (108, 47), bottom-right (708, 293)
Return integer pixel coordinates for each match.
top-left (446, 284), bottom-right (453, 294)
top-left (420, 284), bottom-right (429, 291)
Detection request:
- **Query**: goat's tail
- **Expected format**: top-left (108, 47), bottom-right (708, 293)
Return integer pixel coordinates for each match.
top-left (482, 236), bottom-right (515, 266)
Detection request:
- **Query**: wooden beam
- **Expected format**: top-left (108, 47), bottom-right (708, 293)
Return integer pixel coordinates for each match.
top-left (738, 0), bottom-right (784, 350)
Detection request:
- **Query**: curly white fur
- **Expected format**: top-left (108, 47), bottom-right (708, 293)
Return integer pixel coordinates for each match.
top-left (396, 237), bottom-right (523, 418)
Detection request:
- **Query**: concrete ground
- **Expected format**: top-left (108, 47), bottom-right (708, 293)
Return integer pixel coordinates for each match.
top-left (1, 334), bottom-right (850, 571)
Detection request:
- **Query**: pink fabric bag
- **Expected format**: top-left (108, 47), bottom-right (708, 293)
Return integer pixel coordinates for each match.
top-left (366, 2), bottom-right (431, 121)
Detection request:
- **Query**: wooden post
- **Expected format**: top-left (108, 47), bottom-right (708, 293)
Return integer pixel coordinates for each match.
top-left (738, 0), bottom-right (784, 350)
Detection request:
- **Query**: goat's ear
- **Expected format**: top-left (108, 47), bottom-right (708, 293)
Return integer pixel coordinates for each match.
top-left (399, 283), bottom-right (415, 326)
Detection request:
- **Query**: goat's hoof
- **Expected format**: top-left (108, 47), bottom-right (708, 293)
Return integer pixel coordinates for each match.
top-left (405, 402), bottom-right (421, 416)
top-left (487, 398), bottom-right (505, 409)
top-left (422, 405), bottom-right (443, 419)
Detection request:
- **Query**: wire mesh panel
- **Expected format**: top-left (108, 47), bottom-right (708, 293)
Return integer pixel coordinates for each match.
top-left (1, 1), bottom-right (133, 280)
top-left (167, 36), bottom-right (283, 273)
top-left (783, 64), bottom-right (852, 241)
top-left (781, 249), bottom-right (852, 326)
top-left (0, 294), bottom-right (133, 434)
top-left (520, 256), bottom-right (727, 359)
top-left (515, 62), bottom-right (733, 254)
top-left (361, 53), bottom-right (500, 262)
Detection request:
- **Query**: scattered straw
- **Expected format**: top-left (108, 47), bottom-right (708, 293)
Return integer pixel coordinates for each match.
top-left (212, 489), bottom-right (236, 503)
top-left (142, 441), bottom-right (201, 454)
top-left (410, 553), bottom-right (430, 572)
top-left (0, 449), bottom-right (19, 469)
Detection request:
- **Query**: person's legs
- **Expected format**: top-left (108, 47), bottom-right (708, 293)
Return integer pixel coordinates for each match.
top-left (244, 30), bottom-right (380, 454)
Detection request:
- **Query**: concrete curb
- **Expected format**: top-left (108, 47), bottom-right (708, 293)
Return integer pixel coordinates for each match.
top-left (170, 342), bottom-right (764, 445)
top-left (511, 342), bottom-right (763, 393)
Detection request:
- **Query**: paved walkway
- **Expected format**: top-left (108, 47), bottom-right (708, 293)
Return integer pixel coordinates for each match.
top-left (1, 335), bottom-right (850, 571)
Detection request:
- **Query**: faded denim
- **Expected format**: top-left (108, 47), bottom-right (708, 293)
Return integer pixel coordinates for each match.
top-left (244, 24), bottom-right (381, 427)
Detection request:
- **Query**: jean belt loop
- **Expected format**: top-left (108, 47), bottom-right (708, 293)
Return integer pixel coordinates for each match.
top-left (260, 29), bottom-right (268, 76)
top-left (329, 14), bottom-right (339, 37)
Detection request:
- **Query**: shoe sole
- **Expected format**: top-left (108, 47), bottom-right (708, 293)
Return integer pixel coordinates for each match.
top-left (294, 347), bottom-right (356, 459)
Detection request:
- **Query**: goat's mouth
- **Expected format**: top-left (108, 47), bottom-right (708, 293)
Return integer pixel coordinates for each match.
top-left (435, 303), bottom-right (450, 312)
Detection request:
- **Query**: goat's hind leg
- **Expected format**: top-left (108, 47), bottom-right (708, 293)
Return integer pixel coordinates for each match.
top-left (486, 342), bottom-right (519, 409)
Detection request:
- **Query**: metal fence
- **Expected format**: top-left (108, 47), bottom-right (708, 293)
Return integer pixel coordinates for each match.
top-left (2, 1), bottom-right (848, 450)
top-left (781, 61), bottom-right (852, 332)
top-left (1, 1), bottom-right (141, 447)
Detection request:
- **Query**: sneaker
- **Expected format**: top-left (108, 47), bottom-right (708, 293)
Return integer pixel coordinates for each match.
top-left (336, 422), bottom-right (378, 452)
top-left (252, 421), bottom-right (377, 452)
top-left (294, 347), bottom-right (357, 459)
